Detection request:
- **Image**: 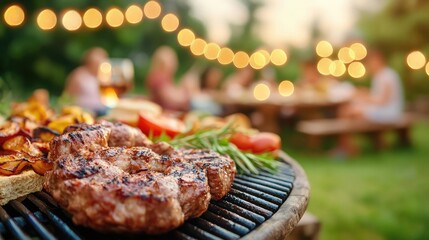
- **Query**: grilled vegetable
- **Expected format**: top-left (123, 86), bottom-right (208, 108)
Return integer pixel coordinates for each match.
top-left (33, 127), bottom-right (60, 142)
top-left (0, 121), bottom-right (20, 144)
top-left (138, 112), bottom-right (185, 138)
top-left (2, 136), bottom-right (43, 157)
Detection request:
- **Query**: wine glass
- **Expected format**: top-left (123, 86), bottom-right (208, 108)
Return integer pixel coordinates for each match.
top-left (98, 58), bottom-right (134, 107)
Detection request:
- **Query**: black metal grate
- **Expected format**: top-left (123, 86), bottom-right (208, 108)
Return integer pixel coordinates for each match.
top-left (0, 161), bottom-right (295, 240)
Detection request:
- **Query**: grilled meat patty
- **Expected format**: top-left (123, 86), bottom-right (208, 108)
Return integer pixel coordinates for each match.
top-left (44, 122), bottom-right (236, 234)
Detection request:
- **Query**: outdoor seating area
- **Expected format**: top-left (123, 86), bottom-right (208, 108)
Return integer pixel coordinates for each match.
top-left (1, 1), bottom-right (429, 239)
top-left (297, 113), bottom-right (414, 150)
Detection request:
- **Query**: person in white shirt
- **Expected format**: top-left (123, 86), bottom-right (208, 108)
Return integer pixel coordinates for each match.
top-left (334, 49), bottom-right (404, 156)
top-left (340, 50), bottom-right (404, 123)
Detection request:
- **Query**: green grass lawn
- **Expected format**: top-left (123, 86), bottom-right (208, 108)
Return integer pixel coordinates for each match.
top-left (285, 121), bottom-right (429, 240)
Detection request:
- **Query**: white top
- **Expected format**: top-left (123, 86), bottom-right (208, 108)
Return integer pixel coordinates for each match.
top-left (365, 67), bottom-right (404, 123)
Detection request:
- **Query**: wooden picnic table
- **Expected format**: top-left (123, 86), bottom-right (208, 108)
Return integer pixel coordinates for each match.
top-left (212, 90), bottom-right (350, 133)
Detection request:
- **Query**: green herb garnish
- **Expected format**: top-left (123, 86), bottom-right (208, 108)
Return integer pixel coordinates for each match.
top-left (165, 123), bottom-right (279, 174)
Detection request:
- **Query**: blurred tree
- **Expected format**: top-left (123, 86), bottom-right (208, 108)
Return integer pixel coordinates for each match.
top-left (0, 0), bottom-right (205, 98)
top-left (359, 0), bottom-right (429, 99)
top-left (228, 0), bottom-right (264, 53)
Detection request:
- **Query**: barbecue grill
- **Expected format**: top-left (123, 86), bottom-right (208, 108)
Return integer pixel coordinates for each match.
top-left (0, 152), bottom-right (309, 240)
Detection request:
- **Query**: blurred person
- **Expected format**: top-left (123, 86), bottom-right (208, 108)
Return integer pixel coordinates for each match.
top-left (223, 67), bottom-right (255, 98)
top-left (28, 89), bottom-right (49, 106)
top-left (146, 46), bottom-right (189, 112)
top-left (296, 59), bottom-right (319, 88)
top-left (335, 49), bottom-right (404, 155)
top-left (340, 49), bottom-right (404, 123)
top-left (190, 66), bottom-right (223, 115)
top-left (297, 59), bottom-right (338, 95)
top-left (252, 67), bottom-right (277, 89)
top-left (200, 66), bottom-right (223, 92)
top-left (64, 47), bottom-right (108, 115)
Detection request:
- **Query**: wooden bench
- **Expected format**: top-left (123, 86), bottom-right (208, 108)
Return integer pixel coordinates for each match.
top-left (297, 114), bottom-right (414, 150)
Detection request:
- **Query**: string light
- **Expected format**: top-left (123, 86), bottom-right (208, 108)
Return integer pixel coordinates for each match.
top-left (177, 28), bottom-right (195, 47)
top-left (4, 2), bottom-right (296, 69)
top-left (317, 58), bottom-right (332, 76)
top-left (106, 8), bottom-right (124, 28)
top-left (258, 50), bottom-right (271, 64)
top-left (204, 42), bottom-right (221, 60)
top-left (125, 5), bottom-right (143, 24)
top-left (426, 62), bottom-right (429, 76)
top-left (316, 40), bottom-right (333, 58)
top-left (338, 47), bottom-right (355, 64)
top-left (144, 1), bottom-right (161, 19)
top-left (270, 49), bottom-right (287, 66)
top-left (37, 9), bottom-right (56, 30)
top-left (348, 62), bottom-right (366, 78)
top-left (329, 60), bottom-right (346, 77)
top-left (161, 13), bottom-right (179, 32)
top-left (253, 83), bottom-right (271, 101)
top-left (249, 52), bottom-right (266, 69)
top-left (278, 80), bottom-right (294, 97)
top-left (350, 43), bottom-right (367, 60)
top-left (62, 10), bottom-right (82, 31)
top-left (4, 5), bottom-right (25, 27)
top-left (407, 51), bottom-right (426, 70)
top-left (83, 8), bottom-right (102, 29)
top-left (233, 51), bottom-right (250, 69)
top-left (217, 48), bottom-right (234, 65)
top-left (190, 38), bottom-right (207, 56)
top-left (98, 62), bottom-right (112, 83)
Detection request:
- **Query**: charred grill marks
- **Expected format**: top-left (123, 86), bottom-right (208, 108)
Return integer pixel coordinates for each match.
top-left (44, 122), bottom-right (236, 234)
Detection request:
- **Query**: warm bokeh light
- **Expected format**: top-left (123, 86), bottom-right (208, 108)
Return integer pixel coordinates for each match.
top-left (258, 50), bottom-right (271, 64)
top-left (144, 1), bottom-right (161, 19)
top-left (177, 29), bottom-right (195, 47)
top-left (426, 62), bottom-right (429, 76)
top-left (348, 62), bottom-right (366, 78)
top-left (249, 52), bottom-right (267, 69)
top-left (316, 40), bottom-right (333, 58)
top-left (350, 43), bottom-right (367, 60)
top-left (253, 83), bottom-right (271, 101)
top-left (217, 48), bottom-right (234, 65)
top-left (4, 5), bottom-right (25, 27)
top-left (317, 58), bottom-right (333, 76)
top-left (106, 8), bottom-right (124, 28)
top-left (100, 62), bottom-right (112, 74)
top-left (37, 9), bottom-right (56, 30)
top-left (329, 60), bottom-right (346, 77)
top-left (338, 47), bottom-right (356, 63)
top-left (278, 80), bottom-right (294, 97)
top-left (125, 5), bottom-right (143, 24)
top-left (98, 62), bottom-right (112, 84)
top-left (407, 51), bottom-right (426, 70)
top-left (270, 49), bottom-right (287, 66)
top-left (161, 13), bottom-right (179, 32)
top-left (190, 38), bottom-right (207, 56)
top-left (204, 42), bottom-right (221, 60)
top-left (62, 10), bottom-right (82, 31)
top-left (83, 8), bottom-right (102, 29)
top-left (233, 51), bottom-right (250, 69)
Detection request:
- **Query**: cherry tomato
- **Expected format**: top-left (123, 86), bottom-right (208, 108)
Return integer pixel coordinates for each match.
top-left (231, 132), bottom-right (281, 153)
top-left (138, 112), bottom-right (185, 138)
top-left (250, 132), bottom-right (281, 153)
top-left (230, 133), bottom-right (252, 151)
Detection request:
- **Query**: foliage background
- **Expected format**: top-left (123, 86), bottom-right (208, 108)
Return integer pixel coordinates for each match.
top-left (0, 0), bottom-right (428, 100)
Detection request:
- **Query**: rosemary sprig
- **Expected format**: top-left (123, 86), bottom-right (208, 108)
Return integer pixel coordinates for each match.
top-left (168, 124), bottom-right (279, 174)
